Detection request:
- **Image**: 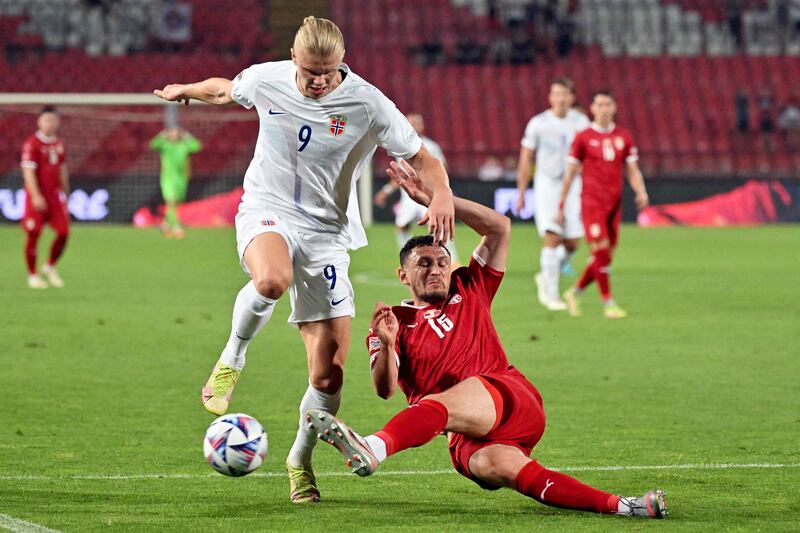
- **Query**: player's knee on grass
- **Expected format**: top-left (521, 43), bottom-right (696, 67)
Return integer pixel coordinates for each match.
top-left (251, 270), bottom-right (291, 300)
top-left (468, 445), bottom-right (530, 488)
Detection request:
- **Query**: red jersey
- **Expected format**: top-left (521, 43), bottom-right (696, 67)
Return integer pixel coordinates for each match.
top-left (568, 123), bottom-right (637, 206)
top-left (21, 132), bottom-right (67, 199)
top-left (366, 255), bottom-right (514, 405)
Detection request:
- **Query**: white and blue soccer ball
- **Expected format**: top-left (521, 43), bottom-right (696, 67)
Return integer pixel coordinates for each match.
top-left (203, 413), bottom-right (268, 477)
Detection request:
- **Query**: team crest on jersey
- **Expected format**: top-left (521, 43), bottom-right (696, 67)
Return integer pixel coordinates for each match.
top-left (261, 218), bottom-right (277, 226)
top-left (329, 115), bottom-right (347, 136)
top-left (448, 294), bottom-right (462, 305)
top-left (423, 309), bottom-right (441, 319)
top-left (613, 136), bottom-right (625, 150)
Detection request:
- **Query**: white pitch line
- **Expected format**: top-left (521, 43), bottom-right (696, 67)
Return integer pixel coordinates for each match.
top-left (0, 513), bottom-right (61, 533)
top-left (0, 463), bottom-right (797, 482)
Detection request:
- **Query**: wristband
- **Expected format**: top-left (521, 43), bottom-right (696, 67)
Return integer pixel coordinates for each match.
top-left (558, 200), bottom-right (565, 210)
top-left (381, 184), bottom-right (394, 194)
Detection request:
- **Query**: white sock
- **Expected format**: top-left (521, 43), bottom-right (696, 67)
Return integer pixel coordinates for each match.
top-left (444, 239), bottom-right (460, 265)
top-left (287, 384), bottom-right (341, 468)
top-left (396, 228), bottom-right (411, 250)
top-left (540, 246), bottom-right (561, 301)
top-left (219, 281), bottom-right (277, 371)
top-left (364, 435), bottom-right (388, 463)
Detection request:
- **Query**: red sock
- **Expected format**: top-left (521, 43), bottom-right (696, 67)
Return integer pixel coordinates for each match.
top-left (514, 461), bottom-right (619, 514)
top-left (576, 255), bottom-right (595, 290)
top-left (24, 231), bottom-right (40, 274)
top-left (48, 233), bottom-right (68, 266)
top-left (594, 248), bottom-right (611, 301)
top-left (373, 399), bottom-right (448, 457)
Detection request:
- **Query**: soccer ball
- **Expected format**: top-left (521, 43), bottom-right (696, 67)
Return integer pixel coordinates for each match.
top-left (203, 413), bottom-right (268, 477)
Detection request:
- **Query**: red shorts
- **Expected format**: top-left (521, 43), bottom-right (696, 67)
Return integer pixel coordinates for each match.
top-left (22, 192), bottom-right (70, 235)
top-left (582, 197), bottom-right (622, 248)
top-left (448, 367), bottom-right (546, 490)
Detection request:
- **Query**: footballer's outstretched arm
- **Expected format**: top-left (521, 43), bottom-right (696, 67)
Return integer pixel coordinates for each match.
top-left (154, 78), bottom-right (233, 106)
top-left (369, 302), bottom-right (400, 399)
top-left (388, 160), bottom-right (511, 271)
top-left (626, 160), bottom-right (649, 210)
top-left (515, 146), bottom-right (535, 213)
top-left (22, 167), bottom-right (46, 211)
top-left (60, 164), bottom-right (70, 195)
top-left (406, 145), bottom-right (455, 243)
top-left (555, 159), bottom-right (580, 226)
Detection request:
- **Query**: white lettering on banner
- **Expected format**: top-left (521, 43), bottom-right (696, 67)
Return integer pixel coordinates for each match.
top-left (0, 189), bottom-right (109, 221)
top-left (494, 188), bottom-right (535, 219)
top-left (68, 189), bottom-right (109, 221)
top-left (0, 189), bottom-right (25, 219)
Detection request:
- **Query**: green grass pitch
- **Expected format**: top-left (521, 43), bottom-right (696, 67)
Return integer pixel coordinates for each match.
top-left (0, 223), bottom-right (798, 532)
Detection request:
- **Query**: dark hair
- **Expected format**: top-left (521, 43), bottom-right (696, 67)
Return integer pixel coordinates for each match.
top-left (591, 90), bottom-right (614, 103)
top-left (399, 235), bottom-right (450, 265)
top-left (552, 77), bottom-right (575, 93)
top-left (40, 106), bottom-right (57, 114)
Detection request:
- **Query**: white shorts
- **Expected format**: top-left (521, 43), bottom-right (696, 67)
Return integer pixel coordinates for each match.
top-left (235, 204), bottom-right (355, 324)
top-left (533, 177), bottom-right (584, 239)
top-left (395, 190), bottom-right (427, 228)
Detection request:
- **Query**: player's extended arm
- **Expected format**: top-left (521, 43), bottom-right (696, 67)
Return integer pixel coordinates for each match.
top-left (369, 302), bottom-right (400, 399)
top-left (626, 160), bottom-right (649, 210)
top-left (515, 146), bottom-right (534, 213)
top-left (406, 145), bottom-right (455, 242)
top-left (454, 194), bottom-right (511, 272)
top-left (555, 160), bottom-right (580, 226)
top-left (153, 78), bottom-right (233, 106)
top-left (22, 167), bottom-right (46, 211)
top-left (389, 160), bottom-right (510, 271)
top-left (60, 164), bottom-right (70, 196)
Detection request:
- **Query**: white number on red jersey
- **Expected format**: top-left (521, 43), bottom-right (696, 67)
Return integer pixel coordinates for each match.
top-left (427, 313), bottom-right (454, 339)
top-left (602, 139), bottom-right (616, 161)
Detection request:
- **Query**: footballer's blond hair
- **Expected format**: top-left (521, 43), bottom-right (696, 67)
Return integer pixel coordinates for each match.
top-left (293, 16), bottom-right (345, 58)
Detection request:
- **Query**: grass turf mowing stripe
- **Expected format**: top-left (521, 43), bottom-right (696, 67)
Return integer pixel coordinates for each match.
top-left (1, 462), bottom-right (797, 481)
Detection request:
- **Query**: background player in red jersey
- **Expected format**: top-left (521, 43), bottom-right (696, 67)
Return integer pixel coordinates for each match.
top-left (557, 91), bottom-right (649, 319)
top-left (306, 159), bottom-right (667, 519)
top-left (20, 106), bottom-right (70, 289)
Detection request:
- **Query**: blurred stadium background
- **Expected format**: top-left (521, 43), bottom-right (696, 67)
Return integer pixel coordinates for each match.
top-left (2, 3), bottom-right (799, 530)
top-left (1, 0), bottom-right (799, 227)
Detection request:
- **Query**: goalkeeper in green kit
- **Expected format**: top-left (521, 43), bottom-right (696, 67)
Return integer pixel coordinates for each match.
top-left (149, 127), bottom-right (202, 238)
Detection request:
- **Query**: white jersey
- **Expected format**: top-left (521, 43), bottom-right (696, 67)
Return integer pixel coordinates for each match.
top-left (521, 109), bottom-right (590, 181)
top-left (231, 60), bottom-right (422, 250)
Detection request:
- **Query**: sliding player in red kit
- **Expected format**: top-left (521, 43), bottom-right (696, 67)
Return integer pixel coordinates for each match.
top-left (20, 107), bottom-right (70, 289)
top-left (306, 160), bottom-right (667, 519)
top-left (557, 91), bottom-right (649, 319)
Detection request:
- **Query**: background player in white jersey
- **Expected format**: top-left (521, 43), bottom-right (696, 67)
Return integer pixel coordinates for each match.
top-left (154, 16), bottom-right (455, 503)
top-left (515, 78), bottom-right (589, 310)
top-left (374, 113), bottom-right (460, 264)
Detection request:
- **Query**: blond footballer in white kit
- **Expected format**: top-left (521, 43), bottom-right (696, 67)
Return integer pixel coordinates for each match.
top-left (516, 78), bottom-right (589, 311)
top-left (154, 17), bottom-right (455, 503)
